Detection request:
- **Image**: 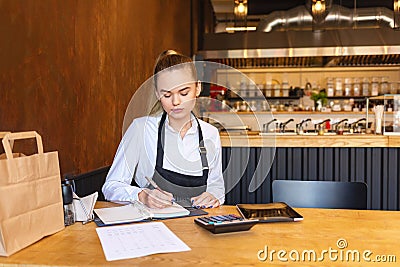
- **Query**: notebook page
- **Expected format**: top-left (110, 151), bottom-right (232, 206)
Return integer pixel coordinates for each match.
top-left (94, 204), bottom-right (149, 224)
top-left (148, 202), bottom-right (190, 218)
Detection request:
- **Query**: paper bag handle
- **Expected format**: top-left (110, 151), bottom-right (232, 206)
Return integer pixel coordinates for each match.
top-left (0, 131), bottom-right (14, 150)
top-left (2, 131), bottom-right (44, 159)
top-left (0, 132), bottom-right (11, 138)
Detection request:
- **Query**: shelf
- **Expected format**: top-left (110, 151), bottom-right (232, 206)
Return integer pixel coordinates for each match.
top-left (224, 96), bottom-right (373, 102)
top-left (206, 111), bottom-right (369, 115)
top-left (325, 96), bottom-right (368, 100)
top-left (225, 88), bottom-right (382, 101)
top-left (217, 66), bottom-right (400, 74)
top-left (227, 96), bottom-right (300, 101)
top-left (368, 94), bottom-right (400, 100)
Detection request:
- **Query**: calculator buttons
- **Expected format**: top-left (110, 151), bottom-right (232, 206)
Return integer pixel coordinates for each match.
top-left (194, 214), bottom-right (258, 234)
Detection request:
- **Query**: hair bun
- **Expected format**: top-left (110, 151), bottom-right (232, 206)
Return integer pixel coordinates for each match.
top-left (160, 49), bottom-right (178, 57)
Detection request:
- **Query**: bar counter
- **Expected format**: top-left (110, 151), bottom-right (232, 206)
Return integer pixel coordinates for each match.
top-left (220, 133), bottom-right (400, 147)
top-left (219, 133), bottom-right (400, 210)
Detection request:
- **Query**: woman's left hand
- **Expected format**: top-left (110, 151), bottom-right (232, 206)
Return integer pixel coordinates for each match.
top-left (191, 192), bottom-right (220, 209)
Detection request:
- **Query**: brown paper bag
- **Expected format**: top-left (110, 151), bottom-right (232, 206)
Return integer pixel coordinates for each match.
top-left (0, 131), bottom-right (65, 256)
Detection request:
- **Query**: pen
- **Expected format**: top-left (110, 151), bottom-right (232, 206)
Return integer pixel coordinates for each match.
top-left (73, 197), bottom-right (94, 225)
top-left (144, 176), bottom-right (175, 203)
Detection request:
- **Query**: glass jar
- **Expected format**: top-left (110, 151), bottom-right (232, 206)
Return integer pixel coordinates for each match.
top-left (362, 77), bottom-right (370, 96)
top-left (240, 78), bottom-right (249, 97)
top-left (371, 77), bottom-right (379, 96)
top-left (332, 100), bottom-right (341, 111)
top-left (353, 78), bottom-right (361, 96)
top-left (261, 100), bottom-right (269, 111)
top-left (380, 77), bottom-right (389, 95)
top-left (344, 78), bottom-right (352, 96)
top-left (390, 82), bottom-right (398, 94)
top-left (240, 101), bottom-right (248, 111)
top-left (343, 100), bottom-right (352, 111)
top-left (326, 77), bottom-right (334, 97)
top-left (273, 83), bottom-right (281, 97)
top-left (249, 101), bottom-right (257, 111)
top-left (281, 81), bottom-right (290, 97)
top-left (335, 78), bottom-right (343, 96)
top-left (234, 101), bottom-right (241, 111)
top-left (264, 81), bottom-right (272, 97)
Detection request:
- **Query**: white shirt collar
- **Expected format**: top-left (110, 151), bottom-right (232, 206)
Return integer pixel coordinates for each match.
top-left (163, 112), bottom-right (198, 135)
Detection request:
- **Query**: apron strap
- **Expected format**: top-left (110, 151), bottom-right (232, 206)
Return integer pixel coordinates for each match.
top-left (192, 112), bottom-right (209, 178)
top-left (155, 112), bottom-right (167, 168)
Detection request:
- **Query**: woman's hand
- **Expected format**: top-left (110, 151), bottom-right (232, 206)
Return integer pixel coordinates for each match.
top-left (138, 188), bottom-right (174, 209)
top-left (191, 192), bottom-right (220, 209)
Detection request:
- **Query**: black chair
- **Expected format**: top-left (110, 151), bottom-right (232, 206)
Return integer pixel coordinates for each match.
top-left (72, 165), bottom-right (139, 201)
top-left (73, 166), bottom-right (111, 201)
top-left (272, 180), bottom-right (368, 210)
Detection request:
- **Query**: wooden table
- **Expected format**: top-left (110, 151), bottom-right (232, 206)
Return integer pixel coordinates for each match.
top-left (1, 203), bottom-right (399, 266)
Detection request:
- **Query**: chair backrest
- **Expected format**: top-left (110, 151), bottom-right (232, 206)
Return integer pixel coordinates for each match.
top-left (272, 180), bottom-right (367, 209)
top-left (73, 166), bottom-right (111, 201)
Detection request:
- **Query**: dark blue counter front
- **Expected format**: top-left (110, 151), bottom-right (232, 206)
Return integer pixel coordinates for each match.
top-left (223, 147), bottom-right (400, 210)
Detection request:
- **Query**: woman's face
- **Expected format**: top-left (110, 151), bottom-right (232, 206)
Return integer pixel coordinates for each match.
top-left (155, 68), bottom-right (200, 121)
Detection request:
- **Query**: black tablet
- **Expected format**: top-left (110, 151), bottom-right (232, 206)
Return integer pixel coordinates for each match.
top-left (236, 202), bottom-right (303, 222)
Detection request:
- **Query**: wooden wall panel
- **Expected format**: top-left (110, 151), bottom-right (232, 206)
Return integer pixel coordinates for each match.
top-left (0, 0), bottom-right (192, 176)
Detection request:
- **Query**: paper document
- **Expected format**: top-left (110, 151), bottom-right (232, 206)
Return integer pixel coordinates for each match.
top-left (96, 222), bottom-right (191, 261)
top-left (94, 201), bottom-right (190, 225)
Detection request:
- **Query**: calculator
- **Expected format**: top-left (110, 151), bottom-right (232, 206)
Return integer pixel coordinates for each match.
top-left (194, 214), bottom-right (258, 234)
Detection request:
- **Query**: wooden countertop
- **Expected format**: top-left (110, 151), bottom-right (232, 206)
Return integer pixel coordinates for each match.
top-left (220, 133), bottom-right (400, 147)
top-left (1, 203), bottom-right (399, 266)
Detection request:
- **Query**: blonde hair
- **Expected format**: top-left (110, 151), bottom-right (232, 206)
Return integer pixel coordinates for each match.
top-left (149, 50), bottom-right (198, 116)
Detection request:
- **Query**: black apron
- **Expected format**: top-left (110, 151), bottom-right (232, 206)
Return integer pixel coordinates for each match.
top-left (152, 112), bottom-right (209, 207)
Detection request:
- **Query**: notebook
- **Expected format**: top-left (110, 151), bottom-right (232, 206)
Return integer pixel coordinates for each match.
top-left (72, 191), bottom-right (98, 223)
top-left (94, 201), bottom-right (190, 225)
top-left (236, 202), bottom-right (303, 222)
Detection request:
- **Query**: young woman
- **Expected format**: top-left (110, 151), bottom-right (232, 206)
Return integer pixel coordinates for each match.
top-left (102, 50), bottom-right (225, 209)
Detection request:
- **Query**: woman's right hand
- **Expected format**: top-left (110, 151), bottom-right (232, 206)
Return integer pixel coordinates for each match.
top-left (138, 188), bottom-right (174, 209)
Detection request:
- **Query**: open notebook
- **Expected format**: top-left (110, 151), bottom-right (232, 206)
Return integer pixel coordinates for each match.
top-left (94, 201), bottom-right (190, 225)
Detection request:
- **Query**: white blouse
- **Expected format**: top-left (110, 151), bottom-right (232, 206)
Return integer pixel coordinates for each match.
top-left (102, 113), bottom-right (225, 204)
